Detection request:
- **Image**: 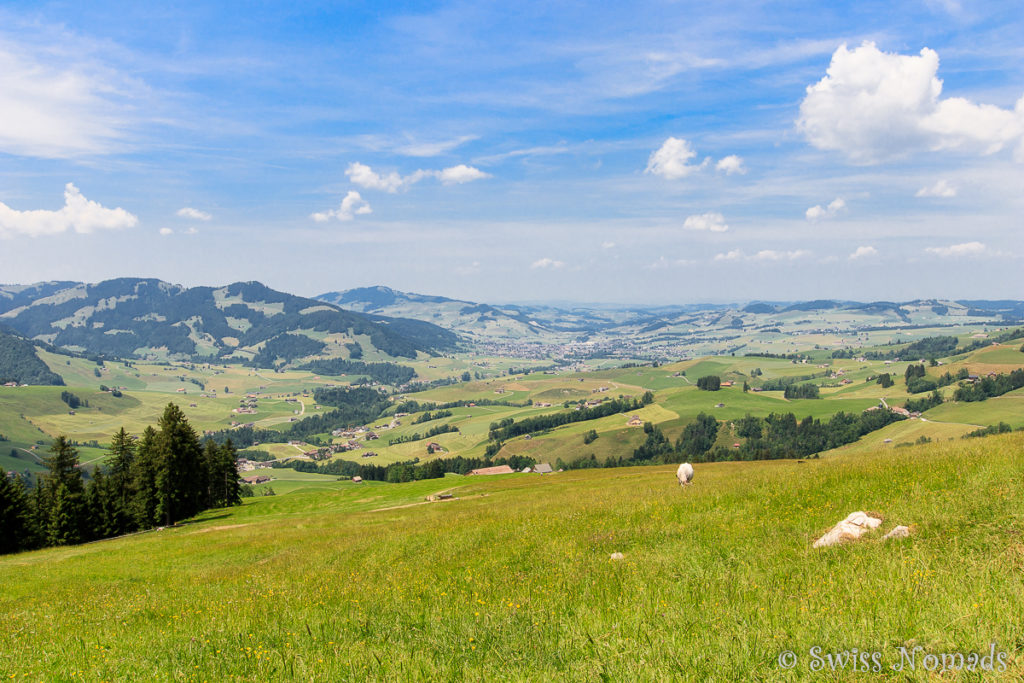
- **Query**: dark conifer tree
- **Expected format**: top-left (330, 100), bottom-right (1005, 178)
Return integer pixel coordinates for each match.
top-left (0, 473), bottom-right (38, 554)
top-left (154, 403), bottom-right (206, 525)
top-left (203, 439), bottom-right (241, 509)
top-left (130, 427), bottom-right (160, 528)
top-left (106, 428), bottom-right (137, 534)
top-left (39, 436), bottom-right (86, 545)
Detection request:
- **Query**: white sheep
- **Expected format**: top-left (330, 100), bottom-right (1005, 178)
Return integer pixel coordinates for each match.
top-left (676, 462), bottom-right (694, 486)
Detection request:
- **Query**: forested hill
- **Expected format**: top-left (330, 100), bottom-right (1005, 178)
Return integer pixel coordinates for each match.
top-left (0, 330), bottom-right (65, 385)
top-left (0, 279), bottom-right (459, 363)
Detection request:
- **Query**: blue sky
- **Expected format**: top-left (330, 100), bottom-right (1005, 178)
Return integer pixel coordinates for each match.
top-left (0, 1), bottom-right (1022, 304)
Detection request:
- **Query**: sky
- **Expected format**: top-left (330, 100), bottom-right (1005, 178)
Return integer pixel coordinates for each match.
top-left (0, 0), bottom-right (1022, 305)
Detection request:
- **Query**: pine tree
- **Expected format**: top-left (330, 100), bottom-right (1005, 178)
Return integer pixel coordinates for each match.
top-left (130, 427), bottom-right (160, 528)
top-left (0, 473), bottom-right (38, 555)
top-left (154, 403), bottom-right (206, 526)
top-left (106, 428), bottom-right (137, 534)
top-left (38, 436), bottom-right (86, 545)
top-left (203, 439), bottom-right (241, 509)
top-left (48, 483), bottom-right (84, 546)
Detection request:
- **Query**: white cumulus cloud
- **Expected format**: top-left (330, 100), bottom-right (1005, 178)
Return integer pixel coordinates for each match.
top-left (159, 227), bottom-right (173, 236)
top-left (601, 241), bottom-right (616, 249)
top-left (311, 191), bottom-right (372, 222)
top-left (806, 197), bottom-right (846, 221)
top-left (683, 212), bottom-right (729, 232)
top-left (715, 155), bottom-right (747, 175)
top-left (531, 258), bottom-right (565, 269)
top-left (346, 162), bottom-right (490, 193)
top-left (915, 179), bottom-right (958, 197)
top-left (177, 207), bottom-right (212, 221)
top-left (798, 41), bottom-right (1024, 163)
top-left (645, 137), bottom-right (709, 179)
top-left (0, 183), bottom-right (138, 238)
top-left (435, 164), bottom-right (491, 185)
top-left (925, 241), bottom-right (986, 257)
top-left (849, 245), bottom-right (878, 260)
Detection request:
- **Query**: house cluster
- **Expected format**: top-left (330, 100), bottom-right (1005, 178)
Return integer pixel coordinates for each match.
top-left (236, 459), bottom-right (271, 473)
top-left (2, 381), bottom-right (27, 388)
top-left (233, 396), bottom-right (260, 415)
top-left (240, 474), bottom-right (272, 485)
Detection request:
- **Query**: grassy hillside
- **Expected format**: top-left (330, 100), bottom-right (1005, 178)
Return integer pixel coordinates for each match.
top-left (2, 433), bottom-right (1022, 679)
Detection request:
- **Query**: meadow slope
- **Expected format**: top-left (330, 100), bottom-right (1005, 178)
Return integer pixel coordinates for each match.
top-left (2, 433), bottom-right (1023, 680)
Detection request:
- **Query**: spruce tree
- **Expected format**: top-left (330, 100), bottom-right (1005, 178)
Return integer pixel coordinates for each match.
top-left (106, 428), bottom-right (137, 534)
top-left (0, 473), bottom-right (38, 555)
top-left (39, 436), bottom-right (86, 545)
top-left (154, 403), bottom-right (206, 526)
top-left (130, 427), bottom-right (160, 528)
top-left (203, 439), bottom-right (241, 509)
top-left (48, 483), bottom-right (84, 546)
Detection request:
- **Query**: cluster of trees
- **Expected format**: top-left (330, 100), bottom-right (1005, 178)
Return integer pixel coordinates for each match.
top-left (413, 409), bottom-right (453, 424)
top-left (60, 391), bottom-right (87, 409)
top-left (301, 359), bottom-right (416, 386)
top-left (0, 404), bottom-right (240, 556)
top-left (783, 383), bottom-right (820, 399)
top-left (875, 373), bottom-right (894, 388)
top-left (964, 422), bottom-right (1019, 439)
top-left (953, 369), bottom-right (1024, 402)
top-left (903, 364), bottom-right (937, 394)
top-left (582, 429), bottom-right (599, 445)
top-left (487, 392), bottom-right (654, 442)
top-left (393, 398), bottom-right (531, 414)
top-left (0, 332), bottom-right (65, 386)
top-left (696, 375), bottom-right (721, 391)
top-left (757, 372), bottom-right (825, 392)
top-left (387, 423), bottom-right (459, 445)
top-left (904, 390), bottom-right (943, 413)
top-left (279, 453), bottom-right (536, 483)
top-left (625, 408), bottom-right (906, 466)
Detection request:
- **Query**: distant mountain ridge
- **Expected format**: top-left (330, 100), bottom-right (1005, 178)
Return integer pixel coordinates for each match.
top-left (0, 279), bottom-right (459, 363)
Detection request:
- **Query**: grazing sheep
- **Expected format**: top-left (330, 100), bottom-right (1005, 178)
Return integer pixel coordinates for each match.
top-left (676, 462), bottom-right (694, 486)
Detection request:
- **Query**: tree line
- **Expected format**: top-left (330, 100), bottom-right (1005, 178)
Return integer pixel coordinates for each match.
top-left (953, 368), bottom-right (1024, 402)
top-left (486, 392), bottom-right (655, 443)
top-left (276, 452), bottom-right (537, 483)
top-left (1, 403), bottom-right (240, 556)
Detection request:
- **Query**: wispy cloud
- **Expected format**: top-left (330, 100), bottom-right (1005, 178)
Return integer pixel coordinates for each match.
top-left (0, 46), bottom-right (134, 158)
top-left (394, 135), bottom-right (478, 157)
top-left (848, 245), bottom-right (878, 260)
top-left (715, 249), bottom-right (811, 262)
top-left (530, 257), bottom-right (565, 269)
top-left (915, 179), bottom-right (957, 198)
top-left (0, 183), bottom-right (137, 238)
top-left (345, 162), bottom-right (491, 193)
top-left (177, 207), bottom-right (212, 220)
top-left (924, 241), bottom-right (987, 257)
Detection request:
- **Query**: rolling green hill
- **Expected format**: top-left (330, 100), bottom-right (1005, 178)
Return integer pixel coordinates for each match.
top-left (3, 432), bottom-right (1022, 678)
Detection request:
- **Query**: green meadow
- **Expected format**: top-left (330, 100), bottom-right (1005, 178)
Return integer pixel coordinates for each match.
top-left (3, 433), bottom-right (1023, 680)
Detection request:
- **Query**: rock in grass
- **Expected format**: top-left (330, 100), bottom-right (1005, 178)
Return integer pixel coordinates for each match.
top-left (610, 552), bottom-right (625, 561)
top-left (812, 511), bottom-right (882, 548)
top-left (882, 525), bottom-right (911, 541)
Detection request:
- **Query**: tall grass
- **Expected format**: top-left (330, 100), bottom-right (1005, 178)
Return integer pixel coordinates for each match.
top-left (2, 434), bottom-right (1023, 680)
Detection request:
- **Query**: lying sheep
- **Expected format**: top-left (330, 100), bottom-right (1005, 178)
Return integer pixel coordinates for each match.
top-left (676, 462), bottom-right (694, 486)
